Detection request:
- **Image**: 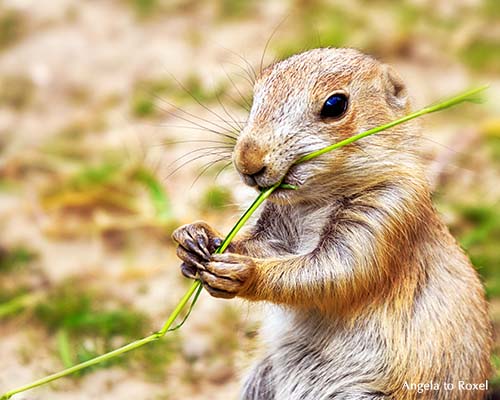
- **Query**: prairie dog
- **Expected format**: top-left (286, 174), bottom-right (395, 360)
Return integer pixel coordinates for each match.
top-left (172, 48), bottom-right (492, 399)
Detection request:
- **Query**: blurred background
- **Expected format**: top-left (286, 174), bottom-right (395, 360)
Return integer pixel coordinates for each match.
top-left (0, 0), bottom-right (498, 398)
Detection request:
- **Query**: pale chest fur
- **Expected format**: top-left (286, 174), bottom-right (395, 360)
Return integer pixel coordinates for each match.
top-left (253, 201), bottom-right (398, 399)
top-left (259, 202), bottom-right (336, 256)
top-left (260, 306), bottom-right (388, 399)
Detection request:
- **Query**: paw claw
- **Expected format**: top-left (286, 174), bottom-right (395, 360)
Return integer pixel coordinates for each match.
top-left (180, 262), bottom-right (198, 279)
top-left (176, 246), bottom-right (205, 270)
top-left (196, 236), bottom-right (211, 259)
top-left (172, 222), bottom-right (251, 297)
top-left (185, 238), bottom-right (210, 261)
top-left (202, 282), bottom-right (235, 299)
top-left (199, 270), bottom-right (240, 295)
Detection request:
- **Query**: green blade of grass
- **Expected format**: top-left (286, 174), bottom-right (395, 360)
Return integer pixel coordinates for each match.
top-left (0, 281), bottom-right (200, 400)
top-left (133, 167), bottom-right (173, 222)
top-left (0, 84), bottom-right (488, 400)
top-left (0, 292), bottom-right (41, 319)
top-left (299, 84), bottom-right (489, 163)
top-left (163, 183), bottom-right (278, 333)
top-left (57, 329), bottom-right (73, 368)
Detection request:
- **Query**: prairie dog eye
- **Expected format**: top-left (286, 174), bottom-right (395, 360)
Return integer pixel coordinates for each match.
top-left (320, 93), bottom-right (348, 119)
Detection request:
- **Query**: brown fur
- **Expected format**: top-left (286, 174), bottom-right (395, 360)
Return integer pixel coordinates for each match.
top-left (172, 48), bottom-right (492, 399)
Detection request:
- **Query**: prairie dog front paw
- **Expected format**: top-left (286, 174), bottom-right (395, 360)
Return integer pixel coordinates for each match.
top-left (199, 253), bottom-right (256, 299)
top-left (172, 221), bottom-right (223, 279)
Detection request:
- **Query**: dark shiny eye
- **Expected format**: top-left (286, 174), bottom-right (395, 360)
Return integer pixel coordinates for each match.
top-left (320, 93), bottom-right (348, 119)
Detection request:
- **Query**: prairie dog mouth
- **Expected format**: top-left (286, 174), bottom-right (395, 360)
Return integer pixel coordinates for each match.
top-left (255, 165), bottom-right (303, 191)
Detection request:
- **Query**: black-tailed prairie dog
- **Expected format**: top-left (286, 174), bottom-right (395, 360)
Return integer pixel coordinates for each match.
top-left (172, 48), bottom-right (492, 400)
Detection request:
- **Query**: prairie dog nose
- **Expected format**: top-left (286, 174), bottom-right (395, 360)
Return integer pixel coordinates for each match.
top-left (234, 138), bottom-right (267, 176)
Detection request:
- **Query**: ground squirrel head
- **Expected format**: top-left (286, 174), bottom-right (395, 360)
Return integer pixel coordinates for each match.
top-left (233, 48), bottom-right (419, 204)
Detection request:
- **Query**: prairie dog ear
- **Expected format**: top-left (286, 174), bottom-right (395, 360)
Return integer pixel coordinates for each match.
top-left (381, 64), bottom-right (409, 111)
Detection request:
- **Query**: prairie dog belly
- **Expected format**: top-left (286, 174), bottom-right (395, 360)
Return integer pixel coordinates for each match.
top-left (259, 306), bottom-right (389, 400)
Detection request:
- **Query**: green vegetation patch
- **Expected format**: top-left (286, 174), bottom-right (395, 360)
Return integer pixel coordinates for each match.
top-left (131, 78), bottom-right (172, 118)
top-left (0, 245), bottom-right (37, 273)
top-left (133, 167), bottom-right (173, 222)
top-left (42, 160), bottom-right (171, 215)
top-left (217, 0), bottom-right (256, 19)
top-left (0, 287), bottom-right (32, 315)
top-left (122, 0), bottom-right (203, 19)
top-left (56, 116), bottom-right (107, 140)
top-left (461, 39), bottom-right (500, 74)
top-left (35, 285), bottom-right (146, 338)
top-left (34, 281), bottom-right (180, 378)
top-left (0, 74), bottom-right (34, 110)
top-left (181, 74), bottom-right (227, 104)
top-left (492, 354), bottom-right (500, 387)
top-left (0, 8), bottom-right (27, 50)
top-left (484, 124), bottom-right (500, 162)
top-left (200, 185), bottom-right (233, 211)
top-left (125, 0), bottom-right (162, 18)
top-left (450, 203), bottom-right (500, 297)
top-left (483, 0), bottom-right (500, 19)
top-left (274, 3), bottom-right (361, 60)
top-left (131, 75), bottom-right (227, 119)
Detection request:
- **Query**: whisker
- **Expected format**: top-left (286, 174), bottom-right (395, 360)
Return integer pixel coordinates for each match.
top-left (165, 150), bottom-right (233, 179)
top-left (190, 156), bottom-right (232, 189)
top-left (153, 94), bottom-right (239, 139)
top-left (221, 66), bottom-right (253, 110)
top-left (154, 111), bottom-right (237, 141)
top-left (225, 65), bottom-right (255, 88)
top-left (166, 73), bottom-right (243, 134)
top-left (215, 92), bottom-right (245, 132)
top-left (128, 83), bottom-right (232, 137)
top-left (314, 26), bottom-right (322, 48)
top-left (214, 161), bottom-right (234, 182)
top-left (218, 45), bottom-right (258, 82)
top-left (224, 90), bottom-right (251, 112)
top-left (134, 118), bottom-right (238, 144)
top-left (154, 102), bottom-right (239, 142)
top-left (166, 145), bottom-right (234, 168)
top-left (159, 139), bottom-right (236, 147)
top-left (259, 14), bottom-right (290, 73)
top-left (156, 123), bottom-right (237, 141)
